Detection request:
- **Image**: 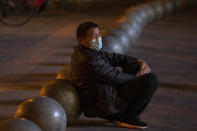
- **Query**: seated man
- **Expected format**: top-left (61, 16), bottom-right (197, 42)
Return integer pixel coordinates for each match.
top-left (71, 21), bottom-right (158, 129)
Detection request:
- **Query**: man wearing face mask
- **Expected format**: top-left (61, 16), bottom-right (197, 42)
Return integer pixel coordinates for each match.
top-left (71, 21), bottom-right (158, 129)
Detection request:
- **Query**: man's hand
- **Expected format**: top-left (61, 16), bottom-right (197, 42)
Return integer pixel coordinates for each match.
top-left (136, 59), bottom-right (151, 77)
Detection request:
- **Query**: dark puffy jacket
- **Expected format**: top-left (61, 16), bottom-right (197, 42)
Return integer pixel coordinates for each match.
top-left (71, 44), bottom-right (138, 118)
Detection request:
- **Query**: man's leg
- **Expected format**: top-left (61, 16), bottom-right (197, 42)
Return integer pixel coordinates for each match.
top-left (114, 73), bottom-right (158, 129)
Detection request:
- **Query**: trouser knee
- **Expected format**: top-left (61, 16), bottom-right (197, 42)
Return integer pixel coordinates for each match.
top-left (143, 73), bottom-right (159, 92)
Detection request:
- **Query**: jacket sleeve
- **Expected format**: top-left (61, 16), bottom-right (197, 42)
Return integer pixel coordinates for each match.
top-left (99, 51), bottom-right (138, 67)
top-left (87, 54), bottom-right (136, 85)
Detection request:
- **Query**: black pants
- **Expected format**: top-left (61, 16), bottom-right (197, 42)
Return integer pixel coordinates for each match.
top-left (114, 72), bottom-right (158, 121)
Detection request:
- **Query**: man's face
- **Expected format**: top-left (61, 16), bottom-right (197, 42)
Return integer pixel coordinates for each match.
top-left (80, 27), bottom-right (102, 48)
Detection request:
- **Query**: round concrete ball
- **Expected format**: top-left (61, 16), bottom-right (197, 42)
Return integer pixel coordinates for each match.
top-left (126, 9), bottom-right (144, 27)
top-left (39, 79), bottom-right (81, 126)
top-left (126, 20), bottom-right (142, 37)
top-left (56, 65), bottom-right (71, 80)
top-left (119, 22), bottom-right (134, 37)
top-left (111, 29), bottom-right (130, 49)
top-left (117, 20), bottom-right (141, 40)
top-left (15, 96), bottom-right (67, 131)
top-left (119, 22), bottom-right (139, 44)
top-left (150, 1), bottom-right (165, 20)
top-left (102, 36), bottom-right (124, 54)
top-left (138, 4), bottom-right (156, 22)
top-left (135, 7), bottom-right (149, 25)
top-left (123, 16), bottom-right (141, 30)
top-left (162, 0), bottom-right (175, 16)
top-left (0, 118), bottom-right (41, 131)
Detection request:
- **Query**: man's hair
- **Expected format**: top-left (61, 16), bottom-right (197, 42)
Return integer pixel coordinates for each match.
top-left (77, 21), bottom-right (99, 39)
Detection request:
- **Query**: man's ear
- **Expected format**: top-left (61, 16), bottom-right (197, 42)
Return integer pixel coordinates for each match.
top-left (78, 37), bottom-right (88, 47)
top-left (77, 37), bottom-right (85, 44)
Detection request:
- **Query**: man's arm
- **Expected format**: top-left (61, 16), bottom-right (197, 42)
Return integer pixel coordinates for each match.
top-left (99, 51), bottom-right (137, 67)
top-left (87, 54), bottom-right (135, 85)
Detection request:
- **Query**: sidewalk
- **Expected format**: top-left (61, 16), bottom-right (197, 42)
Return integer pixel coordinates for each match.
top-left (0, 2), bottom-right (197, 131)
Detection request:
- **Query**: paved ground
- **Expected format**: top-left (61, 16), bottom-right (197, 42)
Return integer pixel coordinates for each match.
top-left (0, 1), bottom-right (197, 131)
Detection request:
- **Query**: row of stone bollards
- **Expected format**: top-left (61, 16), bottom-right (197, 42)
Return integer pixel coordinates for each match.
top-left (0, 86), bottom-right (68, 131)
top-left (0, 78), bottom-right (83, 131)
top-left (102, 0), bottom-right (197, 54)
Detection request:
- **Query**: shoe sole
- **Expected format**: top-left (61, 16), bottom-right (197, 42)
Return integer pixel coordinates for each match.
top-left (114, 121), bottom-right (149, 130)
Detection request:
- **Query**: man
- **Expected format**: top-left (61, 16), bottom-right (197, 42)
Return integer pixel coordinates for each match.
top-left (71, 21), bottom-right (158, 129)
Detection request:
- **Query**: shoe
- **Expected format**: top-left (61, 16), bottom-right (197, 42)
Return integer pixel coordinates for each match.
top-left (114, 119), bottom-right (149, 130)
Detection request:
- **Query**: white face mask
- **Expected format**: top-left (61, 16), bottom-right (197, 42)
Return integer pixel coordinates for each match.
top-left (89, 37), bottom-right (102, 51)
